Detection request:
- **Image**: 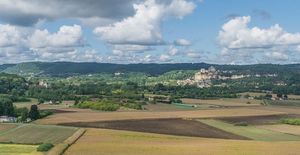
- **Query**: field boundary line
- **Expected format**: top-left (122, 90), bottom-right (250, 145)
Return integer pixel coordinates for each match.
top-left (46, 128), bottom-right (86, 155)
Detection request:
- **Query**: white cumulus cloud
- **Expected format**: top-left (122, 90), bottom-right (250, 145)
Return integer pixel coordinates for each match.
top-left (94, 0), bottom-right (195, 53)
top-left (0, 24), bottom-right (27, 47)
top-left (174, 38), bottom-right (191, 46)
top-left (167, 46), bottom-right (179, 56)
top-left (159, 54), bottom-right (172, 62)
top-left (218, 16), bottom-right (300, 62)
top-left (29, 25), bottom-right (83, 49)
top-left (265, 51), bottom-right (288, 61)
top-left (186, 51), bottom-right (201, 58)
top-left (0, 24), bottom-right (104, 63)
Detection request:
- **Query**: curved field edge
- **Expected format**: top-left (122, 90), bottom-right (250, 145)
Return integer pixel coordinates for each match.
top-left (0, 144), bottom-right (42, 155)
top-left (64, 128), bottom-right (300, 155)
top-left (198, 119), bottom-right (300, 141)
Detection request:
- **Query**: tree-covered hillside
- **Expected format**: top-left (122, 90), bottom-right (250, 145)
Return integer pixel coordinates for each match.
top-left (1, 62), bottom-right (300, 77)
top-left (0, 64), bottom-right (15, 72)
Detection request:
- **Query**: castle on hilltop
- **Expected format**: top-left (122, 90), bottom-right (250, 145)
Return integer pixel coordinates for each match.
top-left (194, 66), bottom-right (218, 81)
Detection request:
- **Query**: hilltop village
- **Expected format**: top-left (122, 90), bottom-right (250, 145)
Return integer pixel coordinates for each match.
top-left (177, 66), bottom-right (277, 88)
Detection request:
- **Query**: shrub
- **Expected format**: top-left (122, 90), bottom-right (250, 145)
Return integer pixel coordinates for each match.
top-left (280, 118), bottom-right (300, 125)
top-left (234, 122), bottom-right (248, 126)
top-left (39, 110), bottom-right (53, 118)
top-left (37, 143), bottom-right (54, 152)
top-left (77, 101), bottom-right (120, 111)
top-left (123, 103), bottom-right (142, 110)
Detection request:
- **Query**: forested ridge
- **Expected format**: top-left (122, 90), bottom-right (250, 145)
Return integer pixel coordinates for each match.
top-left (1, 62), bottom-right (300, 76)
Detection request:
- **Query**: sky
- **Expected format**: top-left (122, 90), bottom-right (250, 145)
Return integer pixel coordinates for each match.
top-left (0, 0), bottom-right (300, 64)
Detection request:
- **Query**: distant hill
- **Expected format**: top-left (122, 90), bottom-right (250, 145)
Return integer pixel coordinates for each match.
top-left (0, 64), bottom-right (15, 72)
top-left (1, 62), bottom-right (300, 77)
top-left (1, 62), bottom-right (211, 76)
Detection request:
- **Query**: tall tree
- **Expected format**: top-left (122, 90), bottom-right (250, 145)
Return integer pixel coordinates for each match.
top-left (0, 97), bottom-right (14, 116)
top-left (28, 105), bottom-right (40, 120)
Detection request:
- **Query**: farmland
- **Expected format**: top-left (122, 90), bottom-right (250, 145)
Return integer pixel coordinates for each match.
top-left (199, 119), bottom-right (300, 141)
top-left (64, 128), bottom-right (300, 155)
top-left (35, 108), bottom-right (283, 124)
top-left (14, 100), bottom-right (74, 110)
top-left (257, 124), bottom-right (300, 136)
top-left (5, 96), bottom-right (300, 155)
top-left (0, 124), bottom-right (17, 132)
top-left (61, 118), bottom-right (248, 140)
top-left (239, 92), bottom-right (300, 100)
top-left (217, 114), bottom-right (296, 125)
top-left (143, 103), bottom-right (197, 111)
top-left (251, 106), bottom-right (300, 115)
top-left (0, 144), bottom-right (41, 155)
top-left (0, 124), bottom-right (78, 144)
top-left (182, 98), bottom-right (263, 107)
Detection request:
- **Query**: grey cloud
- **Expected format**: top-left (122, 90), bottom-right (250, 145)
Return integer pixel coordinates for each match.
top-left (0, 0), bottom-right (139, 26)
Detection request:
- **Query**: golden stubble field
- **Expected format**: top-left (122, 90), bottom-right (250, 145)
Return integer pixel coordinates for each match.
top-left (65, 128), bottom-right (300, 155)
top-left (258, 124), bottom-right (300, 136)
top-left (250, 106), bottom-right (300, 115)
top-left (35, 108), bottom-right (284, 125)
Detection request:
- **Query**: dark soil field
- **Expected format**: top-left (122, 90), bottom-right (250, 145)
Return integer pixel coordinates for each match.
top-left (48, 109), bottom-right (76, 114)
top-left (218, 114), bottom-right (300, 125)
top-left (60, 118), bottom-right (249, 140)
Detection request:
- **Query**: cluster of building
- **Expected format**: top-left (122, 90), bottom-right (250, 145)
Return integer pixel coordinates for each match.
top-left (177, 66), bottom-right (268, 88)
top-left (177, 66), bottom-right (218, 88)
top-left (38, 80), bottom-right (49, 88)
top-left (0, 116), bottom-right (17, 123)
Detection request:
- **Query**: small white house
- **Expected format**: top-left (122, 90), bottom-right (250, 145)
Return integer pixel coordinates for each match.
top-left (0, 116), bottom-right (17, 123)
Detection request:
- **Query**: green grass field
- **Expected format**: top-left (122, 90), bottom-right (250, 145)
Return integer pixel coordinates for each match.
top-left (199, 119), bottom-right (300, 141)
top-left (0, 144), bottom-right (41, 155)
top-left (0, 124), bottom-right (78, 144)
